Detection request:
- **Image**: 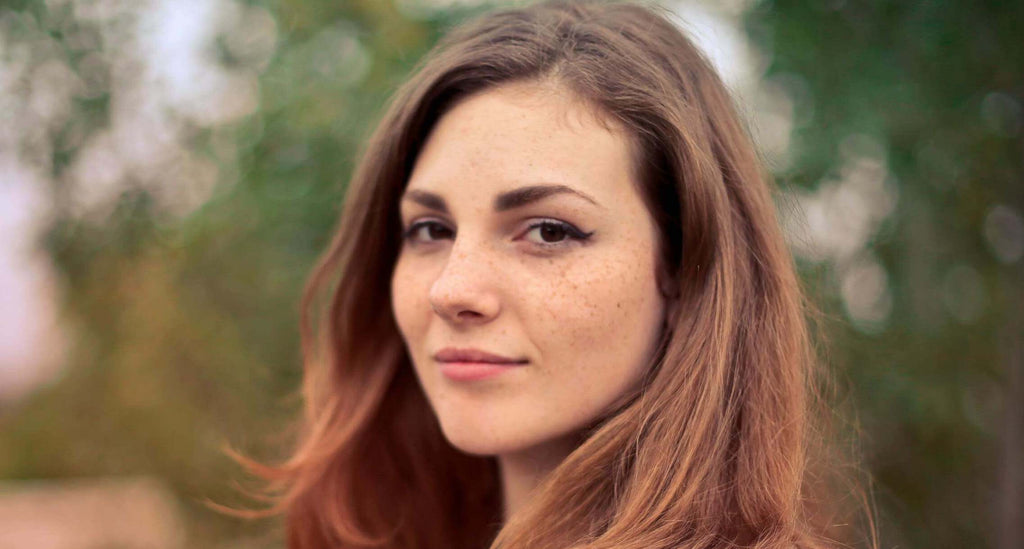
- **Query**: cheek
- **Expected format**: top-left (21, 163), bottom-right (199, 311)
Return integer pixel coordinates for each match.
top-left (390, 255), bottom-right (431, 341)
top-left (527, 244), bottom-right (664, 374)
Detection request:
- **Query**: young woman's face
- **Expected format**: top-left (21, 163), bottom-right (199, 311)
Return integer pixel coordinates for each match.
top-left (391, 82), bottom-right (667, 458)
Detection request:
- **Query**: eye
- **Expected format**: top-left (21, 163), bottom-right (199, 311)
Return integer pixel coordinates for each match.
top-left (522, 219), bottom-right (594, 246)
top-left (402, 219), bottom-right (454, 244)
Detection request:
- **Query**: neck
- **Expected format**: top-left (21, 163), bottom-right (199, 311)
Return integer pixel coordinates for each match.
top-left (497, 432), bottom-right (582, 522)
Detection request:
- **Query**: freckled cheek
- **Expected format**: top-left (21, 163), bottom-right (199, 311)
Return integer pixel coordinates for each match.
top-left (528, 253), bottom-right (659, 365)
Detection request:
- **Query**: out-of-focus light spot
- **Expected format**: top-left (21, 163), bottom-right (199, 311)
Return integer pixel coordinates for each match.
top-left (109, 91), bottom-right (182, 169)
top-left (154, 152), bottom-right (220, 218)
top-left (0, 156), bottom-right (66, 403)
top-left (31, 0), bottom-right (283, 222)
top-left (68, 130), bottom-right (126, 218)
top-left (669, 0), bottom-right (760, 91)
top-left (262, 20), bottom-right (370, 119)
top-left (840, 254), bottom-right (892, 331)
top-left (29, 59), bottom-right (80, 126)
top-left (222, 5), bottom-right (278, 71)
top-left (308, 24), bottom-right (370, 88)
top-left (2, 0), bottom-right (285, 402)
top-left (984, 204), bottom-right (1024, 264)
top-left (941, 264), bottom-right (987, 324)
top-left (783, 133), bottom-right (897, 266)
top-left (781, 135), bottom-right (897, 329)
top-left (139, 0), bottom-right (265, 126)
top-left (668, 1), bottom-right (795, 173)
top-left (980, 91), bottom-right (1022, 137)
top-left (751, 77), bottom-right (795, 170)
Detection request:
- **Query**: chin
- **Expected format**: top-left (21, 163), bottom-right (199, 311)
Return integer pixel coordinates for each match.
top-left (437, 418), bottom-right (535, 457)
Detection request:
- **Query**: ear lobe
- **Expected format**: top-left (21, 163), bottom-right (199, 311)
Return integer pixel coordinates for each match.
top-left (656, 268), bottom-right (679, 325)
top-left (656, 262), bottom-right (676, 299)
top-left (657, 275), bottom-right (672, 299)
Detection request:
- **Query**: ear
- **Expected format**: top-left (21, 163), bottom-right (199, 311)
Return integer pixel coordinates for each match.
top-left (656, 264), bottom-right (679, 325)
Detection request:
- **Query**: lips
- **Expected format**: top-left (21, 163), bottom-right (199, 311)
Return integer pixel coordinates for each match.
top-left (433, 347), bottom-right (528, 364)
top-left (433, 347), bottom-right (528, 381)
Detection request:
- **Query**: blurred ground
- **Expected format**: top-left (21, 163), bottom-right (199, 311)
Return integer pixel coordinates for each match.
top-left (0, 477), bottom-right (185, 549)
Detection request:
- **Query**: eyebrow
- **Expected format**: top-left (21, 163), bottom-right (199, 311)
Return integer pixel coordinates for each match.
top-left (402, 184), bottom-right (601, 214)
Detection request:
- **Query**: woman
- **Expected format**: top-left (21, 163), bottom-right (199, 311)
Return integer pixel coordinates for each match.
top-left (246, 1), bottom-right (871, 548)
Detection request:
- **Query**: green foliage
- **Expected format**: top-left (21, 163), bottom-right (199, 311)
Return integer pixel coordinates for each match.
top-left (0, 0), bottom-right (472, 544)
top-left (748, 1), bottom-right (1024, 547)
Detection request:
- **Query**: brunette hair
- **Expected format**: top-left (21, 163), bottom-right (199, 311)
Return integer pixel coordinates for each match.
top-left (242, 1), bottom-right (872, 548)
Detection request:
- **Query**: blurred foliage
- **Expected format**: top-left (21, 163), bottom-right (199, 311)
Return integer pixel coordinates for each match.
top-left (0, 0), bottom-right (1021, 548)
top-left (747, 1), bottom-right (1023, 548)
top-left (0, 0), bottom-right (478, 545)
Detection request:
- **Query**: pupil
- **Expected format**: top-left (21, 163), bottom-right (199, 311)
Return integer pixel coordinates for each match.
top-left (428, 224), bottom-right (449, 239)
top-left (540, 223), bottom-right (565, 242)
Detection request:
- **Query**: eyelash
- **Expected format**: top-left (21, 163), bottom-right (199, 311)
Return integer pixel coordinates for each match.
top-left (401, 218), bottom-right (594, 250)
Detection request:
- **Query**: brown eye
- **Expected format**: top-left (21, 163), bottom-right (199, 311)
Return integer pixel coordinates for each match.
top-left (523, 220), bottom-right (594, 247)
top-left (538, 222), bottom-right (568, 242)
top-left (403, 220), bottom-right (454, 243)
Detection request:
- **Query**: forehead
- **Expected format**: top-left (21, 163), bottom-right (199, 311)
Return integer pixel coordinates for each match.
top-left (406, 81), bottom-right (639, 205)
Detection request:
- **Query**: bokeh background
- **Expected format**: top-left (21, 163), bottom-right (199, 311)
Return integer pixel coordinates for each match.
top-left (1, 0), bottom-right (1021, 547)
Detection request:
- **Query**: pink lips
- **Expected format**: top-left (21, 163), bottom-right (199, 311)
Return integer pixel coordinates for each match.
top-left (433, 347), bottom-right (528, 381)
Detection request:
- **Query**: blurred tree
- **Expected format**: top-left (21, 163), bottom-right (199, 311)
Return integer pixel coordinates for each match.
top-left (0, 0), bottom-right (491, 545)
top-left (746, 1), bottom-right (1024, 548)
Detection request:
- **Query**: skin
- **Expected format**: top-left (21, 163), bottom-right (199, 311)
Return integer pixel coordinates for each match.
top-left (390, 80), bottom-right (667, 520)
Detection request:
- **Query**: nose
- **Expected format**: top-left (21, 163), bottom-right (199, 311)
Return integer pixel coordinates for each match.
top-left (428, 241), bottom-right (502, 325)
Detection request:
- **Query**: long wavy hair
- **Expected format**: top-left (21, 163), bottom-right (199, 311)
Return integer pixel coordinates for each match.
top-left (241, 1), bottom-right (872, 548)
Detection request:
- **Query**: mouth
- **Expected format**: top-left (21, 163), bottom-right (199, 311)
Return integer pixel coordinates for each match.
top-left (433, 347), bottom-right (529, 381)
top-left (433, 347), bottom-right (528, 364)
